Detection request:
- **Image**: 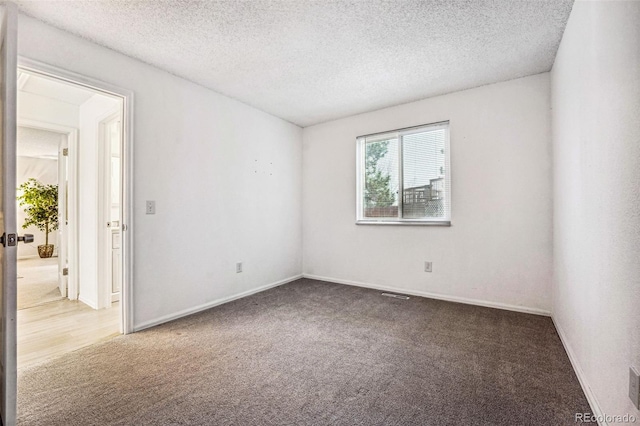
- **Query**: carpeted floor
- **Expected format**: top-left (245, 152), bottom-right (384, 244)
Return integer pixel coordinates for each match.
top-left (18, 279), bottom-right (591, 425)
top-left (17, 257), bottom-right (62, 310)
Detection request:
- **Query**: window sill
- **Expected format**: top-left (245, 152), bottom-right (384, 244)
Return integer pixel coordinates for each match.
top-left (356, 220), bottom-right (451, 226)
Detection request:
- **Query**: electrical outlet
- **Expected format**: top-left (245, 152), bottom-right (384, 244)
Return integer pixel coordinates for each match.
top-left (630, 367), bottom-right (640, 409)
top-left (145, 200), bottom-right (156, 215)
top-left (236, 262), bottom-right (242, 273)
top-left (424, 261), bottom-right (432, 272)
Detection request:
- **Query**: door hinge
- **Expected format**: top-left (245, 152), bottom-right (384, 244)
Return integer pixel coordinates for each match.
top-left (63, 268), bottom-right (69, 276)
top-left (62, 148), bottom-right (69, 156)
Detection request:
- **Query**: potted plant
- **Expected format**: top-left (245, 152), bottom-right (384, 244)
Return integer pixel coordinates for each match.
top-left (17, 178), bottom-right (58, 258)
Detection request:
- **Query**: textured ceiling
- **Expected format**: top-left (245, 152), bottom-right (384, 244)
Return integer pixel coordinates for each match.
top-left (17, 0), bottom-right (574, 127)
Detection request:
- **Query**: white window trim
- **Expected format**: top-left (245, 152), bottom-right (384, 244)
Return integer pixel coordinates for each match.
top-left (356, 121), bottom-right (451, 226)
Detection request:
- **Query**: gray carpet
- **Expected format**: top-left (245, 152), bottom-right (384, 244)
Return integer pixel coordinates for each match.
top-left (18, 279), bottom-right (591, 425)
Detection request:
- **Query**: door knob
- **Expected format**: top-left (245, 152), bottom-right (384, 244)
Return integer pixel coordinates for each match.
top-left (18, 234), bottom-right (34, 243)
top-left (0, 233), bottom-right (34, 247)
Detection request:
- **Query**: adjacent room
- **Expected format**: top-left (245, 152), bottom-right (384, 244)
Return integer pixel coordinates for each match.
top-left (3, 0), bottom-right (639, 425)
top-left (15, 69), bottom-right (125, 370)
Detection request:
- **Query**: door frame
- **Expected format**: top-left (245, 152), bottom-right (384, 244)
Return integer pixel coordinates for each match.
top-left (17, 57), bottom-right (135, 334)
top-left (16, 119), bottom-right (79, 300)
top-left (1, 3), bottom-right (18, 424)
top-left (57, 131), bottom-right (68, 298)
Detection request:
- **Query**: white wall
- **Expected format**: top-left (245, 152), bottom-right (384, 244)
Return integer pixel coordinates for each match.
top-left (18, 14), bottom-right (303, 328)
top-left (18, 91), bottom-right (79, 128)
top-left (77, 94), bottom-right (119, 309)
top-left (16, 156), bottom-right (58, 258)
top-left (303, 73), bottom-right (552, 313)
top-left (551, 0), bottom-right (640, 419)
top-left (16, 91), bottom-right (78, 259)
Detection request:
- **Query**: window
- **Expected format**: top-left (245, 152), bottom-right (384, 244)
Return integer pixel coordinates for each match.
top-left (356, 121), bottom-right (450, 225)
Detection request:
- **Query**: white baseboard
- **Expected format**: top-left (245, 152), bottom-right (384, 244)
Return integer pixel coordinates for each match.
top-left (78, 295), bottom-right (98, 310)
top-left (302, 274), bottom-right (551, 316)
top-left (552, 317), bottom-right (607, 426)
top-left (134, 274), bottom-right (303, 332)
top-left (17, 255), bottom-right (39, 260)
top-left (17, 254), bottom-right (59, 260)
top-left (129, 271), bottom-right (602, 424)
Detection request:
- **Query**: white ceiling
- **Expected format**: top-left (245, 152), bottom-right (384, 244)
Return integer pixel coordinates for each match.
top-left (17, 126), bottom-right (61, 159)
top-left (17, 0), bottom-right (574, 127)
top-left (19, 70), bottom-right (95, 106)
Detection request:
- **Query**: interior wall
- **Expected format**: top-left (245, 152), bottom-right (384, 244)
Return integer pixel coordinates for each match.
top-left (17, 14), bottom-right (303, 328)
top-left (18, 91), bottom-right (79, 128)
top-left (77, 94), bottom-right (119, 309)
top-left (16, 156), bottom-right (58, 259)
top-left (551, 0), bottom-right (640, 419)
top-left (302, 73), bottom-right (553, 313)
top-left (17, 92), bottom-right (78, 262)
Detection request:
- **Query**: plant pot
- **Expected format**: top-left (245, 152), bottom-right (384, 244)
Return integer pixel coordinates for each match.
top-left (38, 244), bottom-right (54, 258)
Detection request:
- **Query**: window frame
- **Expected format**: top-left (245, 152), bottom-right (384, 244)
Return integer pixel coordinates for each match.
top-left (355, 121), bottom-right (451, 226)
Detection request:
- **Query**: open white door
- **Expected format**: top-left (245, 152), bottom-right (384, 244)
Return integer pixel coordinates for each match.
top-left (99, 112), bottom-right (122, 308)
top-left (106, 114), bottom-right (122, 303)
top-left (0, 2), bottom-right (18, 425)
top-left (57, 135), bottom-right (68, 298)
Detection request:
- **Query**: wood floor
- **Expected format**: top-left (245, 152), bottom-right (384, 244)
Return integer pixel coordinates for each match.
top-left (17, 258), bottom-right (121, 370)
top-left (16, 257), bottom-right (63, 309)
top-left (18, 299), bottom-right (120, 370)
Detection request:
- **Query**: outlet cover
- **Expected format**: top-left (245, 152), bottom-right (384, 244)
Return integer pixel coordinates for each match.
top-left (236, 262), bottom-right (242, 273)
top-left (630, 367), bottom-right (640, 409)
top-left (424, 261), bottom-right (432, 272)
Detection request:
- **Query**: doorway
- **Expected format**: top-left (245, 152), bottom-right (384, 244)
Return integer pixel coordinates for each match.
top-left (15, 63), bottom-right (132, 369)
top-left (15, 126), bottom-right (66, 310)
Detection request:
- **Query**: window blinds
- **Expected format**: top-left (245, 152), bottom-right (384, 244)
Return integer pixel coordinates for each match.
top-left (358, 121), bottom-right (450, 223)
